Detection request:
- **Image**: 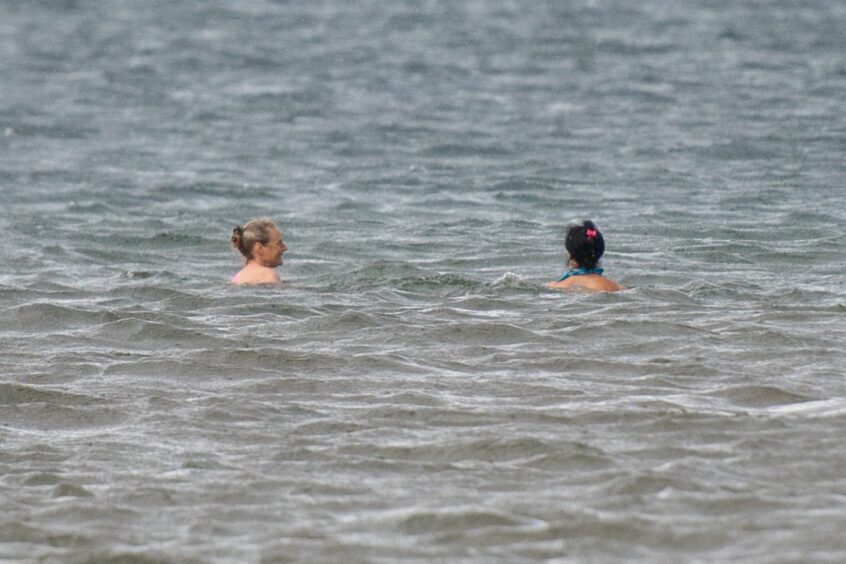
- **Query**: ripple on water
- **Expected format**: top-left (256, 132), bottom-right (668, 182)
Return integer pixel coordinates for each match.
top-left (423, 321), bottom-right (550, 347)
top-left (89, 317), bottom-right (229, 349)
top-left (337, 436), bottom-right (563, 465)
top-left (395, 507), bottom-right (527, 535)
top-left (4, 302), bottom-right (120, 331)
top-left (710, 385), bottom-right (815, 409)
top-left (197, 347), bottom-right (350, 375)
top-left (0, 383), bottom-right (127, 431)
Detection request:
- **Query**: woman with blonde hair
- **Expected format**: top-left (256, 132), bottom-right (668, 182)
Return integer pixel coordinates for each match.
top-left (230, 218), bottom-right (287, 285)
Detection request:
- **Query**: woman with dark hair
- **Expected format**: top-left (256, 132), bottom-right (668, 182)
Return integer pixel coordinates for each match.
top-left (230, 218), bottom-right (287, 285)
top-left (548, 220), bottom-right (624, 292)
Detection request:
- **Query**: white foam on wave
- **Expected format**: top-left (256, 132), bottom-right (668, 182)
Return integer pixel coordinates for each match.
top-left (494, 272), bottom-right (523, 285)
top-left (761, 398), bottom-right (846, 419)
top-left (493, 272), bottom-right (525, 286)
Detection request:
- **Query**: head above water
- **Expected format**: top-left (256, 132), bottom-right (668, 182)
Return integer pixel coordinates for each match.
top-left (565, 219), bottom-right (605, 270)
top-left (231, 218), bottom-right (286, 266)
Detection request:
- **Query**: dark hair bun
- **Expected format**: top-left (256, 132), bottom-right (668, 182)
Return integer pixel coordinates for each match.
top-left (565, 219), bottom-right (605, 270)
top-left (231, 226), bottom-right (244, 248)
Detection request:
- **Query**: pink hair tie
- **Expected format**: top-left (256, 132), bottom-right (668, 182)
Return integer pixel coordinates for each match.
top-left (585, 228), bottom-right (598, 240)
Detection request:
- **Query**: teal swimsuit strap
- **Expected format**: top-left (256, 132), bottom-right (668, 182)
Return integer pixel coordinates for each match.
top-left (557, 266), bottom-right (604, 282)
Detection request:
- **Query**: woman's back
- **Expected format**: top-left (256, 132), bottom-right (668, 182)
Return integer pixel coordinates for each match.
top-left (548, 274), bottom-right (624, 292)
top-left (548, 220), bottom-right (624, 293)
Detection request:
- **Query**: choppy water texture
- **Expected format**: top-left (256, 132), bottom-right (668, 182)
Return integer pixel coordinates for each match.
top-left (2, 1), bottom-right (846, 562)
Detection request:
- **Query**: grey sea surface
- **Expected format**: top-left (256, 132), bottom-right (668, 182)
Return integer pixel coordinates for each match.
top-left (2, 1), bottom-right (846, 562)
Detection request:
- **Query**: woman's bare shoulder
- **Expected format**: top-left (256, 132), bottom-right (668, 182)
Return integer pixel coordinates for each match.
top-left (548, 275), bottom-right (624, 292)
top-left (232, 265), bottom-right (281, 285)
top-left (547, 278), bottom-right (576, 290)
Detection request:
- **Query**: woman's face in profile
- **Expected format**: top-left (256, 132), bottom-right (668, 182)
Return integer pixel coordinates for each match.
top-left (255, 228), bottom-right (287, 267)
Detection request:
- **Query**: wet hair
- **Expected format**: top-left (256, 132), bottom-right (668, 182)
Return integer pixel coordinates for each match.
top-left (565, 219), bottom-right (605, 270)
top-left (231, 218), bottom-right (278, 260)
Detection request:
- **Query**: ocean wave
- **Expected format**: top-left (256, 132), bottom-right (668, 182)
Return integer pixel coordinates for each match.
top-left (4, 302), bottom-right (119, 331)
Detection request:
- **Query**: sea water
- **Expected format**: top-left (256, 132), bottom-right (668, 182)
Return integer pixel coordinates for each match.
top-left (1, 1), bottom-right (845, 562)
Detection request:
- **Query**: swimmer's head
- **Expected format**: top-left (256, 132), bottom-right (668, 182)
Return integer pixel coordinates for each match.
top-left (565, 219), bottom-right (605, 270)
top-left (231, 218), bottom-right (286, 266)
